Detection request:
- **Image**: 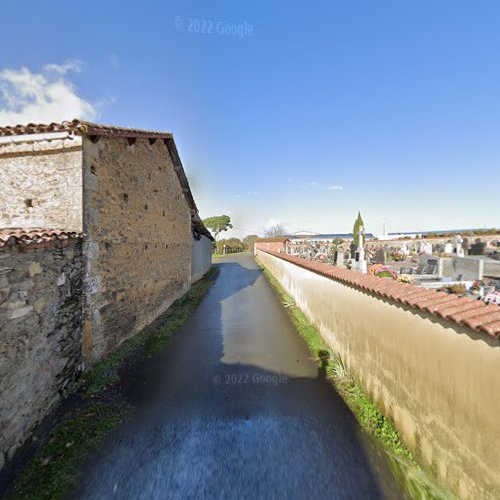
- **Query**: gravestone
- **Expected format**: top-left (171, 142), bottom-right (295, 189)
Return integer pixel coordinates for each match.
top-left (463, 238), bottom-right (470, 256)
top-left (374, 248), bottom-right (387, 264)
top-left (453, 235), bottom-right (465, 257)
top-left (351, 226), bottom-right (367, 273)
top-left (470, 240), bottom-right (486, 256)
top-left (419, 241), bottom-right (433, 255)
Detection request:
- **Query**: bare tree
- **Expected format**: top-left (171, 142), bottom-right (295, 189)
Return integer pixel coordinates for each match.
top-left (264, 223), bottom-right (288, 238)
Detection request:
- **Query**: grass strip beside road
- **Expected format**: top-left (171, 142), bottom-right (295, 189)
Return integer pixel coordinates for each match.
top-left (257, 258), bottom-right (453, 500)
top-left (7, 267), bottom-right (219, 500)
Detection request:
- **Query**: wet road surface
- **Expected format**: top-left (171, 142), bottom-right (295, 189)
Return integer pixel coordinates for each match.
top-left (77, 254), bottom-right (402, 499)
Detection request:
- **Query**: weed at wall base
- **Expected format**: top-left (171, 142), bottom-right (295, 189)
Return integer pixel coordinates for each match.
top-left (256, 258), bottom-right (453, 500)
top-left (6, 266), bottom-right (219, 500)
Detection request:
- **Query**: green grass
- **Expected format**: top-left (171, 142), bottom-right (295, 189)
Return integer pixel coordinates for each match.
top-left (8, 400), bottom-right (131, 500)
top-left (257, 259), bottom-right (453, 500)
top-left (212, 251), bottom-right (250, 258)
top-left (83, 266), bottom-right (219, 395)
top-left (7, 266), bottom-right (219, 500)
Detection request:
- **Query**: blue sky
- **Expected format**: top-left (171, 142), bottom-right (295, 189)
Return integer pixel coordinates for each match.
top-left (1, 0), bottom-right (499, 237)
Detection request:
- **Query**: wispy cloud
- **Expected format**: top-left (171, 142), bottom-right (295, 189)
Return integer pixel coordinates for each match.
top-left (0, 60), bottom-right (111, 125)
top-left (307, 181), bottom-right (344, 191)
top-left (110, 54), bottom-right (120, 70)
top-left (43, 59), bottom-right (84, 75)
top-left (235, 191), bottom-right (259, 198)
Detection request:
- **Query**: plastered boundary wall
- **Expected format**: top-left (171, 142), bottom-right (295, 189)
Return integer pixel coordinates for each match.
top-left (257, 249), bottom-right (500, 499)
top-left (191, 234), bottom-right (212, 283)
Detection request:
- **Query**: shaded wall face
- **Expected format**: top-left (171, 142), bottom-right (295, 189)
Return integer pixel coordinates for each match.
top-left (192, 234), bottom-right (212, 282)
top-left (0, 241), bottom-right (83, 463)
top-left (257, 250), bottom-right (500, 500)
top-left (82, 137), bottom-right (192, 361)
top-left (0, 135), bottom-right (83, 231)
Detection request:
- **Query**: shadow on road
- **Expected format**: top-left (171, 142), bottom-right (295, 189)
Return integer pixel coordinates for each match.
top-left (76, 256), bottom-right (403, 500)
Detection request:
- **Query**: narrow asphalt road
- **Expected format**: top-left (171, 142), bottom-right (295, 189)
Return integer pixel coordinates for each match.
top-left (77, 254), bottom-right (402, 500)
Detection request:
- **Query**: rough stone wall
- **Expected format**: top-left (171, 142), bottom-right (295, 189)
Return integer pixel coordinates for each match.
top-left (82, 137), bottom-right (192, 361)
top-left (0, 240), bottom-right (83, 466)
top-left (0, 134), bottom-right (83, 231)
top-left (191, 234), bottom-right (212, 283)
top-left (258, 249), bottom-right (500, 500)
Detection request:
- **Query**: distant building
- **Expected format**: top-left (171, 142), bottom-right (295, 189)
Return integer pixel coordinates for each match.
top-left (286, 231), bottom-right (375, 243)
top-left (254, 237), bottom-right (289, 255)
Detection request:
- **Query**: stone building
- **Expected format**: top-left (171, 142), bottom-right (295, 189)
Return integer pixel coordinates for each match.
top-left (0, 120), bottom-right (213, 463)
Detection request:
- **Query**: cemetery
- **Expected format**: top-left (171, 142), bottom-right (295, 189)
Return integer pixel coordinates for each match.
top-left (279, 214), bottom-right (500, 305)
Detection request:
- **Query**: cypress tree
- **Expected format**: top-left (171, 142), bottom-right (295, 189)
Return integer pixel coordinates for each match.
top-left (353, 211), bottom-right (365, 247)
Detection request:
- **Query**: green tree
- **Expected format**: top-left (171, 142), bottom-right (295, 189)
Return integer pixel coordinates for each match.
top-left (225, 238), bottom-right (244, 250)
top-left (353, 211), bottom-right (365, 247)
top-left (202, 215), bottom-right (233, 241)
top-left (243, 234), bottom-right (259, 249)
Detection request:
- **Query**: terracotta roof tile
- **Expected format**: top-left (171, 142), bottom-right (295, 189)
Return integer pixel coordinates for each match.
top-left (0, 229), bottom-right (83, 248)
top-left (480, 320), bottom-right (500, 337)
top-left (434, 300), bottom-right (484, 319)
top-left (0, 119), bottom-right (173, 140)
top-left (0, 119), bottom-right (214, 242)
top-left (261, 250), bottom-right (500, 339)
top-left (423, 295), bottom-right (461, 314)
top-left (463, 310), bottom-right (500, 330)
top-left (255, 237), bottom-right (290, 243)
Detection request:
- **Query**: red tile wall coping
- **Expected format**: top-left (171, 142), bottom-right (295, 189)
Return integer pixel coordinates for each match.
top-left (0, 229), bottom-right (84, 249)
top-left (261, 250), bottom-right (500, 339)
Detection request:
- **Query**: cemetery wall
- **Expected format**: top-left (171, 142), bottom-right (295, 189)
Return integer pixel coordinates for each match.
top-left (253, 239), bottom-right (288, 255)
top-left (0, 236), bottom-right (83, 466)
top-left (0, 135), bottom-right (83, 231)
top-left (81, 137), bottom-right (192, 362)
top-left (257, 249), bottom-right (500, 500)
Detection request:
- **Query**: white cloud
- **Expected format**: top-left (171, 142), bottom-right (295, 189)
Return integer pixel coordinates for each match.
top-left (0, 60), bottom-right (106, 125)
top-left (43, 59), bottom-right (84, 75)
top-left (307, 181), bottom-right (344, 191)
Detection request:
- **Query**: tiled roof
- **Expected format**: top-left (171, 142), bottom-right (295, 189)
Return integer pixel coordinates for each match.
top-left (0, 119), bottom-right (173, 140)
top-left (262, 250), bottom-right (500, 339)
top-left (0, 119), bottom-right (214, 242)
top-left (0, 229), bottom-right (84, 249)
top-left (255, 237), bottom-right (289, 243)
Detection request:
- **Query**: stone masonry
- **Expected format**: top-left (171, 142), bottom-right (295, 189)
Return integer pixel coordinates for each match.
top-left (0, 120), bottom-right (213, 468)
top-left (82, 136), bottom-right (192, 361)
top-left (0, 237), bottom-right (83, 466)
top-left (0, 134), bottom-right (83, 231)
